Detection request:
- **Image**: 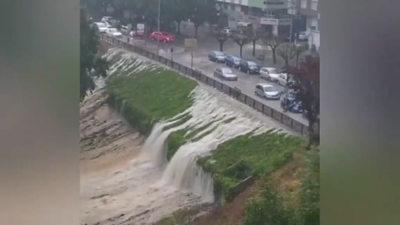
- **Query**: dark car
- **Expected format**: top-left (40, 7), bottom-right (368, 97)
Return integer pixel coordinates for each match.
top-left (239, 60), bottom-right (260, 74)
top-left (280, 91), bottom-right (303, 113)
top-left (225, 55), bottom-right (241, 68)
top-left (208, 51), bottom-right (226, 63)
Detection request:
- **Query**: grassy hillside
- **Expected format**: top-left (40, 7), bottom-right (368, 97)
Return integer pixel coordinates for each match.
top-left (103, 50), bottom-right (319, 225)
top-left (105, 53), bottom-right (197, 135)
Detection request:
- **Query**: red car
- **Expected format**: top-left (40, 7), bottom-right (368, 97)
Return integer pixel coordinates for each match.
top-left (149, 31), bottom-right (174, 42)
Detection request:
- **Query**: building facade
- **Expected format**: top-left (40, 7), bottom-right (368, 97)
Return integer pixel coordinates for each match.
top-left (217, 0), bottom-right (304, 37)
top-left (299, 0), bottom-right (320, 50)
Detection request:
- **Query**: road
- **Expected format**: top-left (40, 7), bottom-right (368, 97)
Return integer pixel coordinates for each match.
top-left (109, 23), bottom-right (307, 125)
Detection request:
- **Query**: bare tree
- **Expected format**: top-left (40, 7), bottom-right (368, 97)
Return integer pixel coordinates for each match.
top-left (277, 43), bottom-right (296, 67)
top-left (260, 33), bottom-right (282, 64)
top-left (232, 32), bottom-right (251, 58)
top-left (294, 43), bottom-right (309, 67)
top-left (212, 29), bottom-right (229, 52)
top-left (249, 29), bottom-right (263, 56)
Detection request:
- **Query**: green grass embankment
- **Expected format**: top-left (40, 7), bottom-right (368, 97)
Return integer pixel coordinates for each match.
top-left (105, 55), bottom-right (197, 136)
top-left (197, 130), bottom-right (305, 202)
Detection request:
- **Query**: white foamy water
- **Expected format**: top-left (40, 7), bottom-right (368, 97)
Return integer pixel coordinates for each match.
top-left (81, 48), bottom-right (287, 225)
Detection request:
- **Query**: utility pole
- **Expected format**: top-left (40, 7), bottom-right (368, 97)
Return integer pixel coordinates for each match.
top-left (287, 0), bottom-right (295, 59)
top-left (157, 0), bottom-right (161, 55)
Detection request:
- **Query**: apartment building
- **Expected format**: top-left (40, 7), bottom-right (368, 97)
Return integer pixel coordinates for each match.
top-left (299, 0), bottom-right (320, 50)
top-left (217, 0), bottom-right (304, 37)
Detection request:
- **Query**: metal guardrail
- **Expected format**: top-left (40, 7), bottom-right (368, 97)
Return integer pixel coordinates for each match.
top-left (100, 34), bottom-right (309, 137)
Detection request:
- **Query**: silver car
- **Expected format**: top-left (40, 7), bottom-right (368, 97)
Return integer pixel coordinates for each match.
top-left (120, 25), bottom-right (130, 35)
top-left (213, 68), bottom-right (238, 81)
top-left (254, 83), bottom-right (281, 100)
top-left (260, 67), bottom-right (280, 81)
top-left (208, 51), bottom-right (226, 63)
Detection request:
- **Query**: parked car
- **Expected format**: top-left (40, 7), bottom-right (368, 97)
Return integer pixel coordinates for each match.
top-left (106, 28), bottom-right (123, 38)
top-left (149, 31), bottom-right (174, 42)
top-left (298, 31), bottom-right (309, 41)
top-left (225, 55), bottom-right (241, 68)
top-left (221, 28), bottom-right (232, 36)
top-left (239, 60), bottom-right (260, 74)
top-left (208, 51), bottom-right (226, 63)
top-left (280, 91), bottom-right (303, 113)
top-left (260, 67), bottom-right (280, 81)
top-left (109, 19), bottom-right (120, 27)
top-left (213, 67), bottom-right (238, 81)
top-left (101, 16), bottom-right (113, 23)
top-left (103, 21), bottom-right (113, 28)
top-left (276, 73), bottom-right (296, 87)
top-left (254, 83), bottom-right (282, 100)
top-left (94, 22), bottom-right (108, 33)
top-left (120, 25), bottom-right (130, 35)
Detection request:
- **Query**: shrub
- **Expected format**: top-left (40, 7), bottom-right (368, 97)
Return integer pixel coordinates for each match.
top-left (198, 131), bottom-right (304, 201)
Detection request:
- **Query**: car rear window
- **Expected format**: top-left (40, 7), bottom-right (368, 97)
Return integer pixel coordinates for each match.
top-left (221, 68), bottom-right (233, 74)
top-left (248, 61), bottom-right (257, 66)
top-left (263, 86), bottom-right (276, 92)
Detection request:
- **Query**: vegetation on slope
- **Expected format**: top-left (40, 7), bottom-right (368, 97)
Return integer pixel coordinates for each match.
top-left (80, 8), bottom-right (109, 101)
top-left (106, 56), bottom-right (197, 136)
top-left (243, 151), bottom-right (319, 225)
top-left (157, 139), bottom-right (319, 225)
top-left (198, 130), bottom-right (304, 201)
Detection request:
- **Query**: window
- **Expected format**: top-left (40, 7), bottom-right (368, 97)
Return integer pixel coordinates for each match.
top-left (248, 61), bottom-right (257, 66)
top-left (241, 5), bottom-right (248, 14)
top-left (311, 0), bottom-right (318, 10)
top-left (264, 86), bottom-right (276, 92)
top-left (300, 0), bottom-right (307, 8)
top-left (266, 2), bottom-right (284, 5)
